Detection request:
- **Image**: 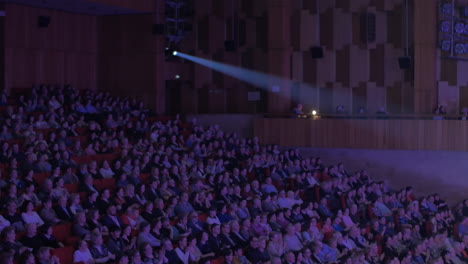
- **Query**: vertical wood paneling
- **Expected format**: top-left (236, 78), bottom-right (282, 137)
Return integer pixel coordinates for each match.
top-left (254, 118), bottom-right (468, 151)
top-left (88, 0), bottom-right (155, 13)
top-left (440, 59), bottom-right (458, 86)
top-left (414, 0), bottom-right (437, 113)
top-left (98, 13), bottom-right (165, 111)
top-left (4, 4), bottom-right (97, 91)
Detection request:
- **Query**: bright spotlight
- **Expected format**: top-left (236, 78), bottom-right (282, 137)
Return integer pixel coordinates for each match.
top-left (311, 110), bottom-right (317, 116)
top-left (175, 75), bottom-right (180, 79)
top-left (173, 51), bottom-right (178, 56)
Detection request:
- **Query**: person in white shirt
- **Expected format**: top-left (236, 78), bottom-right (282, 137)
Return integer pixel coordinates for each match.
top-left (99, 160), bottom-right (115, 179)
top-left (174, 235), bottom-right (191, 264)
top-left (206, 207), bottom-right (221, 225)
top-left (21, 201), bottom-right (44, 226)
top-left (73, 240), bottom-right (94, 264)
top-left (277, 190), bottom-right (302, 209)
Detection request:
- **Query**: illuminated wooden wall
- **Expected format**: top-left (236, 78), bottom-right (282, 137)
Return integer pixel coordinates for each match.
top-left (254, 118), bottom-right (468, 151)
top-left (191, 0), bottom-right (414, 114)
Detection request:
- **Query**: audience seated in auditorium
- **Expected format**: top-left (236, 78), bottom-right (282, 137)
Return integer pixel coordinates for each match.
top-left (0, 84), bottom-right (466, 264)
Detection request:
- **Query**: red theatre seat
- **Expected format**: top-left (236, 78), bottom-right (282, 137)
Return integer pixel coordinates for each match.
top-left (53, 223), bottom-right (73, 243)
top-left (34, 172), bottom-right (51, 186)
top-left (64, 183), bottom-right (79, 193)
top-left (52, 246), bottom-right (74, 264)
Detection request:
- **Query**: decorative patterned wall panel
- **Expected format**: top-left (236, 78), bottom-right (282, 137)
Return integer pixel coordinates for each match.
top-left (191, 0), bottom-right (412, 114)
top-left (335, 46), bottom-right (350, 87)
top-left (367, 82), bottom-right (386, 111)
top-left (440, 59), bottom-right (458, 86)
top-left (333, 9), bottom-right (352, 50)
top-left (438, 81), bottom-right (459, 113)
top-left (349, 45), bottom-right (369, 87)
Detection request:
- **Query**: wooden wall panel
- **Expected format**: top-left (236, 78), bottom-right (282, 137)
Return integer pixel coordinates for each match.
top-left (98, 14), bottom-right (165, 112)
top-left (367, 82), bottom-right (386, 111)
top-left (414, 0), bottom-right (437, 113)
top-left (370, 44), bottom-right (385, 87)
top-left (4, 4), bottom-right (97, 91)
top-left (335, 46), bottom-right (350, 87)
top-left (440, 59), bottom-right (458, 86)
top-left (191, 0), bottom-right (411, 114)
top-left (333, 9), bottom-right (352, 50)
top-left (438, 81), bottom-right (459, 113)
top-left (89, 0), bottom-right (154, 12)
top-left (254, 118), bottom-right (468, 151)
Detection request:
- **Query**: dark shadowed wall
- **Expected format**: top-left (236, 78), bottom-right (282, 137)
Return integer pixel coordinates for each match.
top-left (188, 0), bottom-right (415, 114)
top-left (4, 4), bottom-right (98, 91)
top-left (97, 13), bottom-right (166, 112)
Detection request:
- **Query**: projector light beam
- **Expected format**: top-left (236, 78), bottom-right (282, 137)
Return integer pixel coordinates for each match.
top-left (174, 52), bottom-right (289, 90)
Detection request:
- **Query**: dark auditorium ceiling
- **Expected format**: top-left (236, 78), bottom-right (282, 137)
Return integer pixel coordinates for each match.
top-left (1, 0), bottom-right (148, 15)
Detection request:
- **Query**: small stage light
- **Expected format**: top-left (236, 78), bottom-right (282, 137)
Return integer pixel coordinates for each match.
top-left (173, 51), bottom-right (178, 56)
top-left (175, 75), bottom-right (180, 79)
top-left (312, 110), bottom-right (317, 116)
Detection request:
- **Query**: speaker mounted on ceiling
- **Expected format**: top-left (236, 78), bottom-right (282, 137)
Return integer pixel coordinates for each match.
top-left (310, 46), bottom-right (324, 59)
top-left (38, 16), bottom-right (50, 28)
top-left (224, 40), bottom-right (237, 52)
top-left (398, 56), bottom-right (412, 70)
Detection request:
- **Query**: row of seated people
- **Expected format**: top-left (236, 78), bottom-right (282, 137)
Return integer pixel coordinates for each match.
top-left (0, 85), bottom-right (467, 264)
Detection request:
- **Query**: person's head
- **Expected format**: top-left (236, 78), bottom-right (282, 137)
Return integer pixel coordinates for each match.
top-left (36, 247), bottom-right (52, 262)
top-left (200, 231), bottom-right (209, 242)
top-left (91, 232), bottom-right (104, 246)
top-left (139, 221), bottom-right (151, 233)
top-left (130, 249), bottom-right (141, 264)
top-left (249, 237), bottom-right (259, 249)
top-left (140, 242), bottom-right (153, 257)
top-left (117, 254), bottom-right (129, 264)
top-left (283, 251), bottom-right (295, 263)
top-left (178, 235), bottom-right (188, 249)
top-left (220, 248), bottom-right (232, 262)
top-left (107, 205), bottom-right (117, 216)
top-left (77, 240), bottom-right (88, 251)
top-left (25, 223), bottom-right (37, 237)
top-left (270, 232), bottom-right (281, 243)
top-left (110, 226), bottom-right (121, 239)
top-left (221, 223), bottom-right (230, 235)
top-left (286, 224), bottom-right (296, 235)
top-left (22, 200), bottom-right (35, 213)
top-left (2, 226), bottom-right (15, 242)
top-left (18, 250), bottom-right (35, 264)
top-left (162, 238), bottom-right (173, 251)
top-left (210, 224), bottom-right (220, 236)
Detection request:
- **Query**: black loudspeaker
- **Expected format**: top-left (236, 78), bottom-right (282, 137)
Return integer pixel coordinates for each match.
top-left (398, 56), bottom-right (412, 69)
top-left (360, 13), bottom-right (376, 43)
top-left (310, 46), bottom-right (324, 59)
top-left (224, 40), bottom-right (237, 52)
top-left (152, 24), bottom-right (166, 35)
top-left (38, 16), bottom-right (50, 28)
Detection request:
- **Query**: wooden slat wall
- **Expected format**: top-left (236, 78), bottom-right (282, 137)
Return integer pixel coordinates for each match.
top-left (4, 4), bottom-right (97, 91)
top-left (414, 0), bottom-right (437, 113)
top-left (88, 0), bottom-right (155, 13)
top-left (191, 0), bottom-right (413, 114)
top-left (98, 13), bottom-right (165, 112)
top-left (254, 118), bottom-right (468, 151)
